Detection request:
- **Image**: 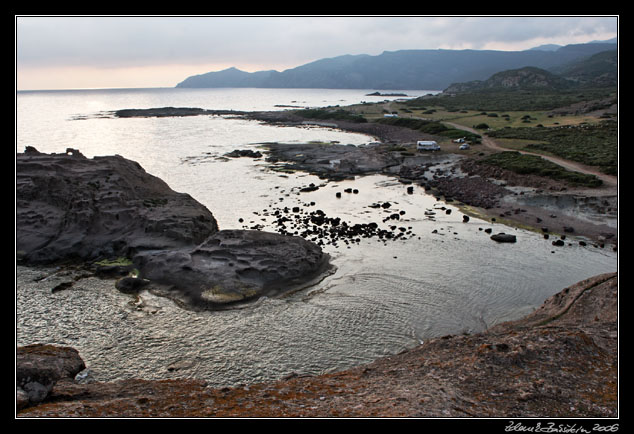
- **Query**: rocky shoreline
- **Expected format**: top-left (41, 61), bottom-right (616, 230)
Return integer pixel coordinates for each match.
top-left (16, 107), bottom-right (618, 419)
top-left (95, 106), bottom-right (617, 249)
top-left (17, 272), bottom-right (618, 417)
top-left (16, 147), bottom-right (331, 311)
top-left (247, 110), bottom-right (617, 248)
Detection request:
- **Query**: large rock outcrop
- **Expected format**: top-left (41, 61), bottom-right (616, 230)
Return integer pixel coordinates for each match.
top-left (135, 229), bottom-right (331, 309)
top-left (16, 345), bottom-right (85, 410)
top-left (16, 148), bottom-right (330, 309)
top-left (16, 147), bottom-right (219, 263)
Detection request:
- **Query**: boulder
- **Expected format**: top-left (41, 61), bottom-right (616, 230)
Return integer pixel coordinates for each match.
top-left (134, 229), bottom-right (331, 309)
top-left (16, 149), bottom-right (331, 311)
top-left (490, 233), bottom-right (517, 243)
top-left (225, 149), bottom-right (262, 158)
top-left (16, 344), bottom-right (86, 409)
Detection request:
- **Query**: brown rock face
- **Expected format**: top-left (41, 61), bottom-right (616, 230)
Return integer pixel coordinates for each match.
top-left (16, 345), bottom-right (85, 409)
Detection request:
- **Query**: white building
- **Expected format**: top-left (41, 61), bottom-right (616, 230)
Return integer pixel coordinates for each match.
top-left (417, 140), bottom-right (440, 151)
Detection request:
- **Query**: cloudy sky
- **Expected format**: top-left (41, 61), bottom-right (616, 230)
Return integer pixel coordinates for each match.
top-left (15, 15), bottom-right (618, 90)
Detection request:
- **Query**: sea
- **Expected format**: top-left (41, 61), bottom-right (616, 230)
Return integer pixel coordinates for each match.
top-left (15, 87), bottom-right (618, 387)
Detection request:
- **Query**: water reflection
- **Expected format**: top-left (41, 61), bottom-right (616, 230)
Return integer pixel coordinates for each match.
top-left (16, 173), bottom-right (616, 388)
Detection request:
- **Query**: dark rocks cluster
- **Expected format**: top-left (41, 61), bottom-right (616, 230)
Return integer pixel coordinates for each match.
top-left (235, 179), bottom-right (419, 248)
top-left (266, 206), bottom-right (416, 248)
top-left (225, 149), bottom-right (263, 158)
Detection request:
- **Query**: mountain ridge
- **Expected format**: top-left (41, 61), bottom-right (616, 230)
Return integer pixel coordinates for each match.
top-left (175, 41), bottom-right (617, 90)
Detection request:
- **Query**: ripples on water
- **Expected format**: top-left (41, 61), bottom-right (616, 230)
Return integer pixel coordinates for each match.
top-left (16, 88), bottom-right (617, 387)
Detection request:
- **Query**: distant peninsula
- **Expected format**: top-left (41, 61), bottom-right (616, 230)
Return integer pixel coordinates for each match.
top-left (175, 41), bottom-right (616, 90)
top-left (365, 91), bottom-right (408, 97)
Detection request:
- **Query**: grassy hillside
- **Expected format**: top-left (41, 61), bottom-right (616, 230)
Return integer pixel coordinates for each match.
top-left (405, 87), bottom-right (616, 112)
top-left (487, 121), bottom-right (617, 175)
top-left (479, 151), bottom-right (604, 187)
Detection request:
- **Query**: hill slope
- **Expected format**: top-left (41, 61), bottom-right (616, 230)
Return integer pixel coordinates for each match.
top-left (444, 66), bottom-right (576, 93)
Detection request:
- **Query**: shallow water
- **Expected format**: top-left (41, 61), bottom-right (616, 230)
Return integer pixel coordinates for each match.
top-left (16, 171), bottom-right (617, 387)
top-left (16, 88), bottom-right (617, 387)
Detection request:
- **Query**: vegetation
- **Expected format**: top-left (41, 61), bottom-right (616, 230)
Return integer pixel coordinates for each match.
top-left (94, 257), bottom-right (134, 267)
top-left (488, 121), bottom-right (617, 175)
top-left (294, 108), bottom-right (367, 123)
top-left (375, 117), bottom-right (447, 134)
top-left (375, 116), bottom-right (481, 142)
top-left (480, 151), bottom-right (603, 187)
top-left (405, 87), bottom-right (616, 112)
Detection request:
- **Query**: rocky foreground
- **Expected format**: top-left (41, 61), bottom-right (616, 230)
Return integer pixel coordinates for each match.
top-left (17, 272), bottom-right (618, 418)
top-left (16, 147), bottom-right (330, 310)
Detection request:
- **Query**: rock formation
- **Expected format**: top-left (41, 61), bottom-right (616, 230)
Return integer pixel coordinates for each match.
top-left (134, 229), bottom-right (331, 309)
top-left (16, 148), bottom-right (330, 310)
top-left (16, 345), bottom-right (85, 410)
top-left (16, 147), bottom-right (219, 264)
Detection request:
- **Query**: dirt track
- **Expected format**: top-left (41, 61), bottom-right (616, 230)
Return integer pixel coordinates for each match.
top-left (444, 122), bottom-right (618, 188)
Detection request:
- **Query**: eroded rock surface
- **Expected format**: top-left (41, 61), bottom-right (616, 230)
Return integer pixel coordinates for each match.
top-left (135, 229), bottom-right (331, 309)
top-left (16, 345), bottom-right (85, 410)
top-left (16, 148), bottom-right (330, 310)
top-left (16, 147), bottom-right (219, 264)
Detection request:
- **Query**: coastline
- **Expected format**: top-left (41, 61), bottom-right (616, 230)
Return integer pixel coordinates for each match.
top-left (243, 109), bottom-right (617, 248)
top-left (17, 272), bottom-right (618, 418)
top-left (16, 105), bottom-right (618, 419)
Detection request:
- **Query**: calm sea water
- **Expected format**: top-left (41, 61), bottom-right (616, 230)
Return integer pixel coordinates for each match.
top-left (16, 87), bottom-right (617, 387)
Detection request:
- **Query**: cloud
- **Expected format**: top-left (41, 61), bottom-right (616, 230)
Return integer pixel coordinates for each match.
top-left (15, 16), bottom-right (618, 89)
top-left (17, 16), bottom-right (617, 67)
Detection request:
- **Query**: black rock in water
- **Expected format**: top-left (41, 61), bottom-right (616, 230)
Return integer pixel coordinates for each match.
top-left (134, 229), bottom-right (331, 309)
top-left (490, 233), bottom-right (517, 243)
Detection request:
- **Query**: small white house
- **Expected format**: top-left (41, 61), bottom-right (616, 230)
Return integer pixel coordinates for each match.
top-left (417, 140), bottom-right (440, 151)
top-left (384, 113), bottom-right (398, 118)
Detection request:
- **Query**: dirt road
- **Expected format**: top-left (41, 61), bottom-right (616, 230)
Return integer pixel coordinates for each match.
top-left (444, 122), bottom-right (617, 188)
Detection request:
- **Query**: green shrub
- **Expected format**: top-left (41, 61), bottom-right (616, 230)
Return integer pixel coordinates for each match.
top-left (488, 121), bottom-right (617, 175)
top-left (294, 108), bottom-right (367, 123)
top-left (480, 151), bottom-right (603, 187)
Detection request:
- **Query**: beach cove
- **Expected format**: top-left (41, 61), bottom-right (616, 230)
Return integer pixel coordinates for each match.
top-left (16, 88), bottom-right (617, 416)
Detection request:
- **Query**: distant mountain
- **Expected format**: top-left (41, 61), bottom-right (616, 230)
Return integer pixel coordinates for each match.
top-left (175, 42), bottom-right (617, 90)
top-left (528, 38), bottom-right (616, 52)
top-left (177, 67), bottom-right (281, 88)
top-left (444, 48), bottom-right (617, 94)
top-left (529, 44), bottom-right (562, 51)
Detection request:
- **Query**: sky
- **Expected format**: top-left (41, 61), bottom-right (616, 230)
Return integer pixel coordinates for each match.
top-left (15, 15), bottom-right (618, 91)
